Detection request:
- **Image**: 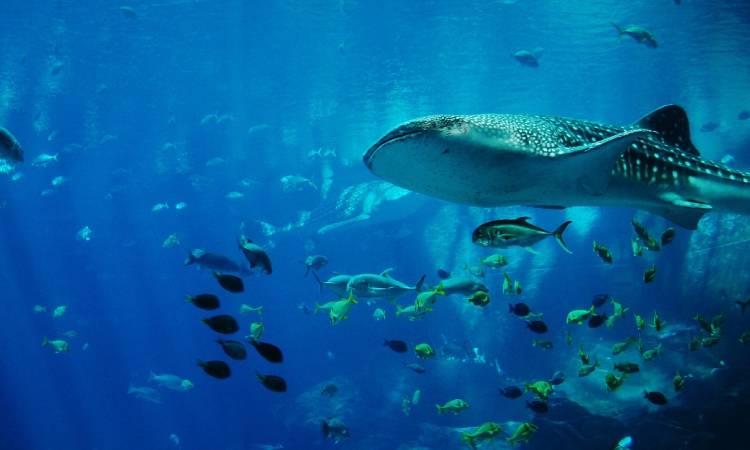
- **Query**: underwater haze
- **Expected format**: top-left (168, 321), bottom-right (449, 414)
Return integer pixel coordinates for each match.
top-left (2, 0), bottom-right (750, 449)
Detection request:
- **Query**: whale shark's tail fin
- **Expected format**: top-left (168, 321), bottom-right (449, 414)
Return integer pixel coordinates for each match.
top-left (553, 221), bottom-right (573, 254)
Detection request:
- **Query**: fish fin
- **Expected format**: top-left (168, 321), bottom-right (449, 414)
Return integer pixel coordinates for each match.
top-left (634, 104), bottom-right (699, 155)
top-left (381, 268), bottom-right (394, 277)
top-left (184, 252), bottom-right (195, 265)
top-left (565, 130), bottom-right (653, 196)
top-left (415, 274), bottom-right (426, 292)
top-left (650, 195), bottom-right (711, 230)
top-left (311, 271), bottom-right (323, 294)
top-left (514, 216), bottom-right (532, 223)
top-left (553, 220), bottom-right (573, 254)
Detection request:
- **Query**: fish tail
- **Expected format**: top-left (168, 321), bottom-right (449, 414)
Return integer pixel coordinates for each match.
top-left (41, 336), bottom-right (48, 347)
top-left (303, 263), bottom-right (310, 277)
top-left (312, 271), bottom-right (323, 294)
top-left (148, 371), bottom-right (156, 382)
top-left (314, 303), bottom-right (321, 314)
top-left (553, 221), bottom-right (573, 253)
top-left (611, 22), bottom-right (624, 36)
top-left (435, 404), bottom-right (443, 414)
top-left (196, 359), bottom-right (204, 368)
top-left (184, 252), bottom-right (195, 265)
top-left (435, 283), bottom-right (446, 296)
top-left (395, 306), bottom-right (404, 316)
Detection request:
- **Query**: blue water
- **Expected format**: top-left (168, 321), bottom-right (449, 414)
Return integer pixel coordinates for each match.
top-left (2, 1), bottom-right (750, 449)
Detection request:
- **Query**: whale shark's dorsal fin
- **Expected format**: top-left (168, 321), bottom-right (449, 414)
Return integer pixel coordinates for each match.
top-left (635, 105), bottom-right (699, 156)
top-left (381, 268), bottom-right (394, 277)
top-left (513, 216), bottom-right (531, 223)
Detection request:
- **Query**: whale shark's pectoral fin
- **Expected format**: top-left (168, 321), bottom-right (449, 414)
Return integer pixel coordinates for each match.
top-left (653, 193), bottom-right (711, 229)
top-left (635, 105), bottom-right (699, 155)
top-left (563, 130), bottom-right (653, 196)
top-left (317, 213), bottom-right (371, 235)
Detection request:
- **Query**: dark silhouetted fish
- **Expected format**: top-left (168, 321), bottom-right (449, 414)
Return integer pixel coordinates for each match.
top-left (509, 303), bottom-right (531, 317)
top-left (526, 400), bottom-right (549, 413)
top-left (257, 372), bottom-right (287, 392)
top-left (238, 235), bottom-right (272, 274)
top-left (321, 383), bottom-right (338, 397)
top-left (513, 48), bottom-right (543, 67)
top-left (405, 363), bottom-right (426, 374)
top-left (644, 390), bottom-right (667, 405)
top-left (214, 272), bottom-right (244, 293)
top-left (202, 315), bottom-right (239, 334)
top-left (186, 294), bottom-right (220, 310)
top-left (216, 339), bottom-right (247, 360)
top-left (384, 339), bottom-right (408, 353)
top-left (250, 340), bottom-right (283, 363)
top-left (437, 269), bottom-right (451, 279)
top-left (549, 371), bottom-right (566, 386)
top-left (499, 386), bottom-right (523, 399)
top-left (700, 122), bottom-right (719, 133)
top-left (739, 110), bottom-right (750, 121)
top-left (527, 320), bottom-right (548, 334)
top-left (197, 359), bottom-right (231, 379)
top-left (588, 314), bottom-right (607, 328)
top-left (185, 249), bottom-right (246, 274)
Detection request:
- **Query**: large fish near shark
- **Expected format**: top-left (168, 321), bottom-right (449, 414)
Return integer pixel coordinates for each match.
top-left (363, 105), bottom-right (750, 229)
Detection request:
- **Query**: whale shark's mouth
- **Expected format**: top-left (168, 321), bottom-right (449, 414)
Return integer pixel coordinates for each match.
top-left (363, 116), bottom-right (464, 168)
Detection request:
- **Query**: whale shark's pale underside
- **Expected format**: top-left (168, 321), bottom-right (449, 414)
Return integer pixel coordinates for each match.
top-left (364, 105), bottom-right (750, 229)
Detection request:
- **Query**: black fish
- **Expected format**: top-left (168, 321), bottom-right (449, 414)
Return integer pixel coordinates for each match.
top-left (437, 269), bottom-right (451, 279)
top-left (216, 339), bottom-right (247, 360)
top-left (238, 235), bottom-right (273, 274)
top-left (509, 302), bottom-right (531, 317)
top-left (257, 372), bottom-right (287, 392)
top-left (202, 315), bottom-right (239, 334)
top-left (186, 294), bottom-right (220, 310)
top-left (214, 272), bottom-right (244, 293)
top-left (588, 314), bottom-right (607, 328)
top-left (549, 371), bottom-right (566, 386)
top-left (592, 294), bottom-right (610, 308)
top-left (737, 299), bottom-right (750, 314)
top-left (700, 122), bottom-right (719, 132)
top-left (384, 339), bottom-right (408, 353)
top-left (527, 320), bottom-right (548, 334)
top-left (499, 386), bottom-right (523, 399)
top-left (644, 390), bottom-right (667, 405)
top-left (739, 110), bottom-right (750, 120)
top-left (321, 383), bottom-right (338, 397)
top-left (405, 363), bottom-right (426, 373)
top-left (661, 227), bottom-right (676, 246)
top-left (526, 400), bottom-right (549, 413)
top-left (250, 340), bottom-right (284, 363)
top-left (197, 359), bottom-right (231, 379)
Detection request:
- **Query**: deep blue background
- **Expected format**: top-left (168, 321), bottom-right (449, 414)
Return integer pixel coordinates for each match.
top-left (1, 1), bottom-right (750, 449)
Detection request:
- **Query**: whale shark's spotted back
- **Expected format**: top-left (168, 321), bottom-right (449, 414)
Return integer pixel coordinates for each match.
top-left (439, 108), bottom-right (750, 188)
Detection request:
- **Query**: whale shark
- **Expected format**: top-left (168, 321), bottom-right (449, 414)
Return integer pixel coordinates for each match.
top-left (363, 105), bottom-right (750, 229)
top-left (259, 180), bottom-right (426, 237)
